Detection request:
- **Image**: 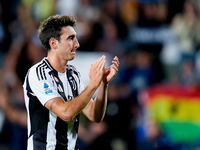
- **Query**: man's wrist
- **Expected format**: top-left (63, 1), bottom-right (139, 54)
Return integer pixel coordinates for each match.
top-left (101, 81), bottom-right (109, 88)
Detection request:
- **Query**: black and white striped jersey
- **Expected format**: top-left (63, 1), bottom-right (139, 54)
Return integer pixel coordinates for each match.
top-left (23, 57), bottom-right (85, 150)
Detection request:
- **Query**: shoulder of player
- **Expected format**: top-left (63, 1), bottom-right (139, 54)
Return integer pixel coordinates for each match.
top-left (28, 59), bottom-right (52, 81)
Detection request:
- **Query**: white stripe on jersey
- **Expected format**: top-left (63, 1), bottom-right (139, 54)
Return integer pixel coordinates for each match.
top-left (46, 111), bottom-right (57, 149)
top-left (27, 135), bottom-right (33, 150)
top-left (68, 121), bottom-right (78, 149)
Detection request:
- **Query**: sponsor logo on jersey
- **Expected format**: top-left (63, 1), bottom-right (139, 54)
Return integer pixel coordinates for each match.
top-left (44, 82), bottom-right (53, 94)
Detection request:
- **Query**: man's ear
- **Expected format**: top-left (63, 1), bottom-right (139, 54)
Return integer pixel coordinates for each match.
top-left (49, 38), bottom-right (58, 50)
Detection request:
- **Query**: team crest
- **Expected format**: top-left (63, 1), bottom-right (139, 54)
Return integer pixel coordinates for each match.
top-left (54, 76), bottom-right (59, 82)
top-left (58, 84), bottom-right (63, 92)
top-left (69, 77), bottom-right (77, 90)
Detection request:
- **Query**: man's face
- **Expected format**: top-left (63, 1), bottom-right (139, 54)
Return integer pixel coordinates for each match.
top-left (57, 26), bottom-right (80, 61)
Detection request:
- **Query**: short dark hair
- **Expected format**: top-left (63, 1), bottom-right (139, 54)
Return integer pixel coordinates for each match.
top-left (38, 15), bottom-right (76, 51)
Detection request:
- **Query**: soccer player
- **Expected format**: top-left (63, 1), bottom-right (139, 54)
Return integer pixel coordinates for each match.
top-left (23, 14), bottom-right (119, 150)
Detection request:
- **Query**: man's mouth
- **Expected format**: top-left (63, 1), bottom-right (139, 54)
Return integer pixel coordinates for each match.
top-left (71, 50), bottom-right (76, 54)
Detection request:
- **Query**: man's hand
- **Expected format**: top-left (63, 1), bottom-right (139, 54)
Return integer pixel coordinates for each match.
top-left (89, 56), bottom-right (106, 89)
top-left (102, 56), bottom-right (119, 84)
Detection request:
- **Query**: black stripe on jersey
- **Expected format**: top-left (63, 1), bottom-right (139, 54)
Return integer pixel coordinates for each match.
top-left (66, 67), bottom-right (78, 99)
top-left (67, 65), bottom-right (80, 150)
top-left (36, 60), bottom-right (53, 81)
top-left (36, 62), bottom-right (46, 80)
top-left (49, 70), bottom-right (68, 102)
top-left (26, 74), bottom-right (49, 149)
top-left (33, 124), bottom-right (49, 150)
top-left (44, 59), bottom-right (54, 71)
top-left (39, 64), bottom-right (44, 80)
top-left (67, 64), bottom-right (80, 83)
top-left (55, 118), bottom-right (68, 150)
top-left (36, 63), bottom-right (42, 80)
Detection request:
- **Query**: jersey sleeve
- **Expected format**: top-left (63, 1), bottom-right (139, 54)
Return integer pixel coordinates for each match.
top-left (27, 66), bottom-right (61, 106)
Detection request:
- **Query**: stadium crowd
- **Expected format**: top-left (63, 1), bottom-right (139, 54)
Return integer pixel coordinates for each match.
top-left (0, 0), bottom-right (200, 149)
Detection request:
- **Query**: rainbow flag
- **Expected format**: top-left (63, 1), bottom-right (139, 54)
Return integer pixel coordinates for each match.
top-left (141, 85), bottom-right (200, 145)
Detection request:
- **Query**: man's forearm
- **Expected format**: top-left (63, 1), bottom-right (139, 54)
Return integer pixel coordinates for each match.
top-left (93, 82), bottom-right (108, 122)
top-left (64, 83), bottom-right (98, 121)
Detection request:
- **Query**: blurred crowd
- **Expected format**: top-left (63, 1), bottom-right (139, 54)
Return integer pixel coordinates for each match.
top-left (1, 0), bottom-right (200, 150)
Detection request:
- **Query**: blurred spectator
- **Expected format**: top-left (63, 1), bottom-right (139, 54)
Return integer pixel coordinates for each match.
top-left (159, 35), bottom-right (182, 84)
top-left (75, 0), bottom-right (102, 52)
top-left (121, 49), bottom-right (159, 93)
top-left (178, 58), bottom-right (199, 86)
top-left (101, 0), bottom-right (128, 40)
top-left (194, 49), bottom-right (200, 78)
top-left (171, 0), bottom-right (200, 55)
top-left (75, 0), bottom-right (129, 54)
top-left (75, 0), bottom-right (100, 22)
top-left (3, 2), bottom-right (45, 85)
top-left (78, 117), bottom-right (108, 150)
top-left (56, 0), bottom-right (80, 16)
top-left (0, 2), bottom-right (5, 68)
top-left (119, 1), bottom-right (139, 26)
top-left (22, 0), bottom-right (56, 22)
top-left (0, 2), bottom-right (45, 150)
top-left (167, 0), bottom-right (185, 23)
top-left (95, 19), bottom-right (125, 56)
top-left (160, 0), bottom-right (200, 84)
top-left (0, 0), bottom-right (21, 53)
top-left (137, 2), bottom-right (168, 27)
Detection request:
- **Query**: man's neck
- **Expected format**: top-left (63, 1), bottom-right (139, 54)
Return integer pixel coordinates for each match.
top-left (47, 54), bottom-right (67, 73)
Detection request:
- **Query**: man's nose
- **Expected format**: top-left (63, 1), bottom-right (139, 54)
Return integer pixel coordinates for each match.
top-left (74, 38), bottom-right (80, 49)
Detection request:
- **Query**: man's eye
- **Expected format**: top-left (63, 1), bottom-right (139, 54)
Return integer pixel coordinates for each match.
top-left (69, 36), bottom-right (74, 40)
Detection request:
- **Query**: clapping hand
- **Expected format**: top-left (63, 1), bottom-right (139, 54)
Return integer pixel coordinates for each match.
top-left (102, 56), bottom-right (119, 84)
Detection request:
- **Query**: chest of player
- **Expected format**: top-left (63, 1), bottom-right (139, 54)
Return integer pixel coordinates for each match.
top-left (50, 70), bottom-right (78, 102)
